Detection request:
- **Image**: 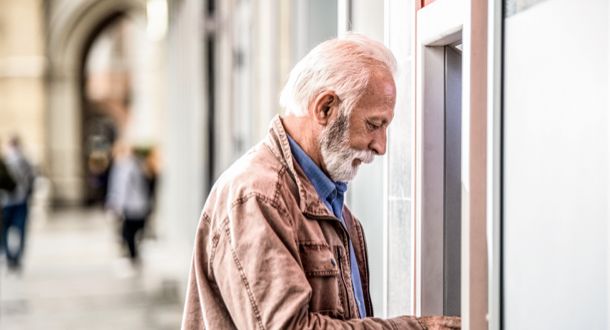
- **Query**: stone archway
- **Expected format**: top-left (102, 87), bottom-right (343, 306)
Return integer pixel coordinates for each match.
top-left (46, 0), bottom-right (145, 205)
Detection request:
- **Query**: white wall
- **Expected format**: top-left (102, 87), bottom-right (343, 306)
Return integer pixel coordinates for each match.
top-left (503, 0), bottom-right (608, 328)
top-left (252, 0), bottom-right (281, 143)
top-left (127, 14), bottom-right (165, 147)
top-left (385, 0), bottom-right (416, 318)
top-left (161, 0), bottom-right (207, 260)
top-left (292, 0), bottom-right (338, 63)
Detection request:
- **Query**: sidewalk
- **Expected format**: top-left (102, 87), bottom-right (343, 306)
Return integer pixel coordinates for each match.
top-left (0, 207), bottom-right (184, 330)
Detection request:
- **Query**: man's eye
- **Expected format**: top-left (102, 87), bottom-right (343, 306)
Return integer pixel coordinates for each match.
top-left (367, 122), bottom-right (380, 130)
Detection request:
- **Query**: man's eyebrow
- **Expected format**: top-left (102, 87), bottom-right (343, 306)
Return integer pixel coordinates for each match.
top-left (367, 117), bottom-right (390, 125)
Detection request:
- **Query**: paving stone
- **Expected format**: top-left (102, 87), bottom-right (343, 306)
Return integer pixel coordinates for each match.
top-left (0, 207), bottom-right (184, 330)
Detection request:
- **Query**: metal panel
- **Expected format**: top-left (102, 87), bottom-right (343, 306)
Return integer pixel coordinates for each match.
top-left (421, 45), bottom-right (445, 316)
top-left (420, 44), bottom-right (463, 317)
top-left (443, 45), bottom-right (462, 316)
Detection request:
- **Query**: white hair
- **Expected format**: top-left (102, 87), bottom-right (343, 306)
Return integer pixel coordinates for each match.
top-left (279, 32), bottom-right (398, 117)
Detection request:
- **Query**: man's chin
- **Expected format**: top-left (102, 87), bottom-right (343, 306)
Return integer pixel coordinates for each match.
top-left (330, 165), bottom-right (360, 182)
top-left (345, 167), bottom-right (359, 182)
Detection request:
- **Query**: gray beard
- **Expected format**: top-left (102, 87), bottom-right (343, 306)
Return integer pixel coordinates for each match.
top-left (319, 112), bottom-right (375, 182)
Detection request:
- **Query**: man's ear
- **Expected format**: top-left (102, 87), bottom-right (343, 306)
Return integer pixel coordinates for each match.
top-left (312, 91), bottom-right (339, 126)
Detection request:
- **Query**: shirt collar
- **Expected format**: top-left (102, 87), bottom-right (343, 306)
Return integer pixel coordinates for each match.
top-left (286, 134), bottom-right (347, 205)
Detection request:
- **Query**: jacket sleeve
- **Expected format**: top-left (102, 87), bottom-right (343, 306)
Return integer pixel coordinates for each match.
top-left (190, 194), bottom-right (425, 330)
top-left (0, 159), bottom-right (16, 192)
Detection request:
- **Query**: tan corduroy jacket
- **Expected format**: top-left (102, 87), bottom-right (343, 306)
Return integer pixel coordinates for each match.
top-left (182, 115), bottom-right (425, 330)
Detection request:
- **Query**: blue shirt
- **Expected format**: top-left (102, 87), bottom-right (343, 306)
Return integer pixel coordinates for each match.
top-left (286, 134), bottom-right (367, 318)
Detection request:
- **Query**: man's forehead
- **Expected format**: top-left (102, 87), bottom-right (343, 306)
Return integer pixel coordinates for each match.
top-left (383, 80), bottom-right (396, 95)
top-left (375, 78), bottom-right (397, 109)
top-left (369, 70), bottom-right (396, 99)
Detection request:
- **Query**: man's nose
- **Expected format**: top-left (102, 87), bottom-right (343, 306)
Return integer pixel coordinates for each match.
top-left (369, 129), bottom-right (387, 155)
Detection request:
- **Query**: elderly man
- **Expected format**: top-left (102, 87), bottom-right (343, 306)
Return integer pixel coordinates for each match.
top-left (182, 33), bottom-right (460, 330)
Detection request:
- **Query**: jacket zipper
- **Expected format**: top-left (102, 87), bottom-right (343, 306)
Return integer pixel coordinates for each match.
top-left (360, 225), bottom-right (372, 316)
top-left (336, 246), bottom-right (351, 318)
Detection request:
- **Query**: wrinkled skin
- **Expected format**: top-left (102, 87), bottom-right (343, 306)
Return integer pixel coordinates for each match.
top-left (419, 315), bottom-right (462, 330)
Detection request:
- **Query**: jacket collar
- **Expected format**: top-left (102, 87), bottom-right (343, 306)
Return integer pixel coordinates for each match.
top-left (264, 115), bottom-right (336, 219)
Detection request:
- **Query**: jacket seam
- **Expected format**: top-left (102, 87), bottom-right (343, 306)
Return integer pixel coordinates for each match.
top-left (417, 317), bottom-right (429, 330)
top-left (296, 241), bottom-right (329, 248)
top-left (263, 137), bottom-right (284, 167)
top-left (276, 166), bottom-right (298, 230)
top-left (229, 192), bottom-right (274, 211)
top-left (389, 318), bottom-right (399, 330)
top-left (209, 230), bottom-right (221, 275)
top-left (203, 212), bottom-right (219, 281)
top-left (220, 218), bottom-right (266, 330)
top-left (272, 166), bottom-right (287, 209)
top-left (304, 270), bottom-right (340, 276)
top-left (263, 135), bottom-right (292, 182)
top-left (202, 212), bottom-right (211, 224)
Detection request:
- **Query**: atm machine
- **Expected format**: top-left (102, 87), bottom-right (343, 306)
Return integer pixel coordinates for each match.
top-left (416, 0), bottom-right (464, 317)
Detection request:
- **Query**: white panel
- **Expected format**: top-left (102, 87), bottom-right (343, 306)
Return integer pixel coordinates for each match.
top-left (351, 0), bottom-right (385, 43)
top-left (416, 0), bottom-right (464, 46)
top-left (486, 0), bottom-right (503, 329)
top-left (386, 0), bottom-right (415, 318)
top-left (161, 0), bottom-right (207, 252)
top-left (233, 0), bottom-right (254, 157)
top-left (293, 0), bottom-right (338, 62)
top-left (253, 0), bottom-right (280, 142)
top-left (606, 0), bottom-right (610, 324)
top-left (504, 0), bottom-right (608, 328)
top-left (127, 16), bottom-right (164, 146)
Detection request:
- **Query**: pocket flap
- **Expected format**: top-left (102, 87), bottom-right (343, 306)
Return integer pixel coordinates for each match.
top-left (299, 244), bottom-right (340, 277)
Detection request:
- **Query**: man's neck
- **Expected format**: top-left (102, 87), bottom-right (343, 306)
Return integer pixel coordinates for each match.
top-left (281, 114), bottom-right (325, 172)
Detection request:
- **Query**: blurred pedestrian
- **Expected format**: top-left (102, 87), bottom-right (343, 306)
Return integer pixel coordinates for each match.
top-left (0, 136), bottom-right (36, 272)
top-left (0, 151), bottom-right (16, 192)
top-left (0, 141), bottom-right (17, 270)
top-left (105, 144), bottom-right (156, 264)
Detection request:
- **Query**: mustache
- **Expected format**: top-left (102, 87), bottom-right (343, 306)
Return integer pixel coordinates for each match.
top-left (350, 148), bottom-right (375, 164)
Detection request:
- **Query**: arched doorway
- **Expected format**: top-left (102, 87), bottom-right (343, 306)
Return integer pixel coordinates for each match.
top-left (46, 0), bottom-right (147, 205)
top-left (80, 12), bottom-right (165, 205)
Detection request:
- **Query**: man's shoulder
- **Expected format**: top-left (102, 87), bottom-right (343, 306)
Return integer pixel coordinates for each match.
top-left (207, 141), bottom-right (289, 211)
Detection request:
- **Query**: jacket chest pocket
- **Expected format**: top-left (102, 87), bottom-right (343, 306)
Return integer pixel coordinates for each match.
top-left (299, 243), bottom-right (346, 319)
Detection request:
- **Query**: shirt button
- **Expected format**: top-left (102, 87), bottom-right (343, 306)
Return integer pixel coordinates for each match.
top-left (331, 258), bottom-right (336, 266)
